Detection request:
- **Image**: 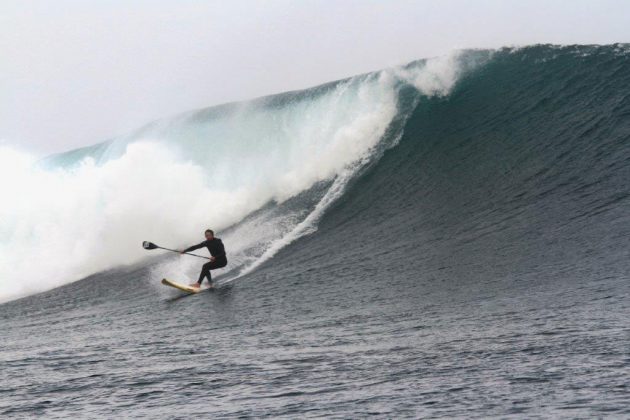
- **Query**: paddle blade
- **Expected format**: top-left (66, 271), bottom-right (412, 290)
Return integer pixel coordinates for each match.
top-left (142, 241), bottom-right (158, 250)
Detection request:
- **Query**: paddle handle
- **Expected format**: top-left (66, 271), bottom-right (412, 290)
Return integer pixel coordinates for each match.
top-left (158, 246), bottom-right (210, 260)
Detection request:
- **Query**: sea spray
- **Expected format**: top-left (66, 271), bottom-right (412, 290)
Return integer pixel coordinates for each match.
top-left (0, 52), bottom-right (479, 303)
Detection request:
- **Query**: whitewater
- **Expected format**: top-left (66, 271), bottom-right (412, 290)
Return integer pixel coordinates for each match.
top-left (2, 45), bottom-right (629, 418)
top-left (0, 51), bottom-right (477, 303)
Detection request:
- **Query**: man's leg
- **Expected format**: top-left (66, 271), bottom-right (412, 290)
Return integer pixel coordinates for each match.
top-left (207, 260), bottom-right (227, 287)
top-left (198, 262), bottom-right (212, 285)
top-left (196, 261), bottom-right (224, 287)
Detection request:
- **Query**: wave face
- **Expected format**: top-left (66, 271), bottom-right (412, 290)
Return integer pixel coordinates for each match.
top-left (0, 50), bottom-right (487, 302)
top-left (2, 44), bottom-right (629, 304)
top-left (294, 43), bottom-right (630, 292)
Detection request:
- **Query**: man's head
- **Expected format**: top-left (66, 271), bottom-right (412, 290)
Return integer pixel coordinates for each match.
top-left (204, 229), bottom-right (214, 240)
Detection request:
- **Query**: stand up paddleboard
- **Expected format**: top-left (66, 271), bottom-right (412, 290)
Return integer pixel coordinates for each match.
top-left (161, 278), bottom-right (208, 294)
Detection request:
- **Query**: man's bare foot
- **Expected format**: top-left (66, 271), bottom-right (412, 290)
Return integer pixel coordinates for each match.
top-left (189, 283), bottom-right (201, 288)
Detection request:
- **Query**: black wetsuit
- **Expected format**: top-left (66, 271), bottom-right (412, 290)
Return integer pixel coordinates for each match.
top-left (183, 238), bottom-right (227, 284)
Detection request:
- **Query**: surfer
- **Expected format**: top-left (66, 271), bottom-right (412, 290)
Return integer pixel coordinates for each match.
top-left (180, 229), bottom-right (227, 288)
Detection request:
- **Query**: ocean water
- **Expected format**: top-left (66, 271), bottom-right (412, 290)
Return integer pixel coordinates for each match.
top-left (1, 44), bottom-right (629, 418)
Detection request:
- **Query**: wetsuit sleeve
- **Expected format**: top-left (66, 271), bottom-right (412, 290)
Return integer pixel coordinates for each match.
top-left (183, 241), bottom-right (206, 253)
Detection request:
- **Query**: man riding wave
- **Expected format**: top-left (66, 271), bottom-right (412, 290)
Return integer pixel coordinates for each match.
top-left (180, 229), bottom-right (227, 289)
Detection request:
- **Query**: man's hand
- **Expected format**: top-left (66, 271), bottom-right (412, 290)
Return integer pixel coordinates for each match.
top-left (179, 250), bottom-right (185, 254)
top-left (210, 256), bottom-right (216, 262)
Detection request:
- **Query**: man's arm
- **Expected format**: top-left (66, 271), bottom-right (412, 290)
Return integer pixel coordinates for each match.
top-left (182, 241), bottom-right (206, 253)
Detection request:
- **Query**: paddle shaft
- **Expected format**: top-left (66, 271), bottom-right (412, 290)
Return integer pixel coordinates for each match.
top-left (157, 246), bottom-right (210, 260)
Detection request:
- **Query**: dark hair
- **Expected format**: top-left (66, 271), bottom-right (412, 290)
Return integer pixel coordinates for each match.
top-left (205, 229), bottom-right (214, 235)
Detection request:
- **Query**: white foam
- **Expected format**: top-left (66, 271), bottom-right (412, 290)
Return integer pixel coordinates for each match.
top-left (0, 53), bottom-right (471, 303)
top-left (394, 51), bottom-right (465, 96)
top-left (0, 143), bottom-right (247, 302)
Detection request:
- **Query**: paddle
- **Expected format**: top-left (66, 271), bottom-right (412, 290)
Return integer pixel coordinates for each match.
top-left (142, 241), bottom-right (210, 260)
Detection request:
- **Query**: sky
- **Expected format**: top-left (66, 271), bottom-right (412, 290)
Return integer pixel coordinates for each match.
top-left (2, 0), bottom-right (629, 155)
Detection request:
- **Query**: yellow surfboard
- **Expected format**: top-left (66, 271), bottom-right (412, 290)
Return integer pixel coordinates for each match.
top-left (161, 278), bottom-right (203, 294)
